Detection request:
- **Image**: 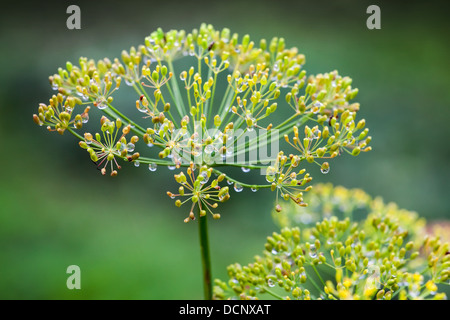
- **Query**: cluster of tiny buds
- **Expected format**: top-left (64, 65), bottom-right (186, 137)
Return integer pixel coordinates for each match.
top-left (214, 184), bottom-right (449, 300)
top-left (265, 151), bottom-right (312, 211)
top-left (33, 93), bottom-right (89, 134)
top-left (167, 162), bottom-right (230, 222)
top-left (78, 117), bottom-right (140, 176)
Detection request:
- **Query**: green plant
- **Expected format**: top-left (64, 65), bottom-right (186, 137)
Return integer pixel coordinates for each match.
top-left (214, 183), bottom-right (450, 300)
top-left (33, 24), bottom-right (372, 299)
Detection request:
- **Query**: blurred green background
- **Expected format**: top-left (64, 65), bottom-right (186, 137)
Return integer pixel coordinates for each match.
top-left (0, 0), bottom-right (449, 299)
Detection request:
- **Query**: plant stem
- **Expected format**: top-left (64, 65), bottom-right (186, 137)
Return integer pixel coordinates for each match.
top-left (198, 213), bottom-right (212, 300)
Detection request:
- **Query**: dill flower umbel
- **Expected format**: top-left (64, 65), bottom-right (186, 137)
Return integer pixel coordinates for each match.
top-left (33, 24), bottom-right (371, 221)
top-left (214, 184), bottom-right (450, 300)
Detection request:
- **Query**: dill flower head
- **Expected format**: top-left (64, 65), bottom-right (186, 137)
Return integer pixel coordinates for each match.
top-left (214, 184), bottom-right (449, 300)
top-left (33, 24), bottom-right (372, 221)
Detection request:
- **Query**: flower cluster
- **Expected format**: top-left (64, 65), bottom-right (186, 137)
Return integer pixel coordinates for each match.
top-left (167, 163), bottom-right (230, 222)
top-left (33, 24), bottom-right (371, 221)
top-left (265, 151), bottom-right (312, 211)
top-left (214, 184), bottom-right (449, 300)
top-left (33, 93), bottom-right (89, 134)
top-left (79, 117), bottom-right (140, 176)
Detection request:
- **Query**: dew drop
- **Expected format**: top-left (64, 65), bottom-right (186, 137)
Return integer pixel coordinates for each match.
top-left (147, 142), bottom-right (154, 148)
top-left (251, 187), bottom-right (258, 192)
top-left (168, 165), bottom-right (176, 170)
top-left (204, 144), bottom-right (214, 154)
top-left (137, 104), bottom-right (147, 113)
top-left (125, 78), bottom-right (135, 86)
top-left (321, 167), bottom-right (330, 174)
top-left (126, 143), bottom-right (135, 152)
top-left (271, 248), bottom-right (278, 255)
top-left (199, 171), bottom-right (209, 185)
top-left (241, 167), bottom-right (250, 173)
top-left (267, 279), bottom-right (275, 288)
top-left (314, 101), bottom-right (323, 108)
top-left (227, 180), bottom-right (233, 185)
top-left (134, 161), bottom-right (140, 167)
top-left (265, 166), bottom-right (277, 183)
top-left (234, 183), bottom-right (243, 192)
top-left (82, 114), bottom-right (89, 124)
top-left (247, 118), bottom-right (256, 132)
top-left (148, 163), bottom-right (157, 171)
top-left (309, 245), bottom-right (317, 258)
top-left (321, 162), bottom-right (330, 174)
top-left (97, 102), bottom-right (107, 110)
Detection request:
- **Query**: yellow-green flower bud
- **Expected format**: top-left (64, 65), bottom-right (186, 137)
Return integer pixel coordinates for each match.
top-left (352, 147), bottom-right (361, 156)
top-left (214, 115), bottom-right (221, 127)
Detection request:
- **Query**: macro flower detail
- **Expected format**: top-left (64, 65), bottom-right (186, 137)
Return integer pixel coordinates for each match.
top-left (79, 117), bottom-right (140, 176)
top-left (265, 151), bottom-right (312, 211)
top-left (167, 163), bottom-right (230, 223)
top-left (32, 93), bottom-right (89, 134)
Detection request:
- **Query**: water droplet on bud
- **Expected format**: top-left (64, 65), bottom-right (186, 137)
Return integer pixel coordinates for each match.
top-left (148, 163), bottom-right (157, 171)
top-left (97, 102), bottom-right (107, 110)
top-left (234, 183), bottom-right (243, 192)
top-left (204, 144), bottom-right (214, 154)
top-left (125, 78), bottom-right (135, 86)
top-left (126, 143), bottom-right (135, 152)
top-left (199, 171), bottom-right (209, 185)
top-left (309, 245), bottom-right (317, 258)
top-left (265, 166), bottom-right (277, 183)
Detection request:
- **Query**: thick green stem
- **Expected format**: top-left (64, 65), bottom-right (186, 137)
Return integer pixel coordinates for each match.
top-left (198, 214), bottom-right (212, 300)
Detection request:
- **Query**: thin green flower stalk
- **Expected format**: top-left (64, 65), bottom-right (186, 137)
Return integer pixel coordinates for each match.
top-left (214, 184), bottom-right (450, 300)
top-left (32, 24), bottom-right (372, 299)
